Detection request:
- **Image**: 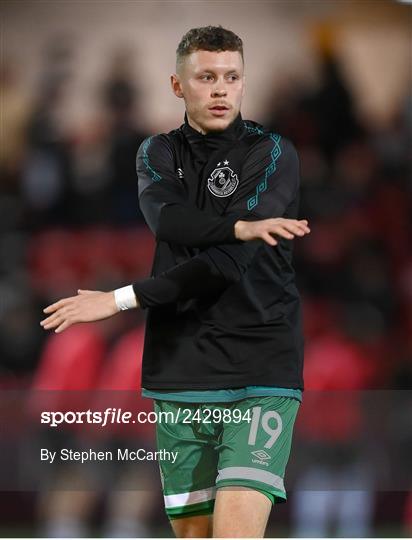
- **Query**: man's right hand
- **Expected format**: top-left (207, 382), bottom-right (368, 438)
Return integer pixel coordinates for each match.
top-left (234, 218), bottom-right (310, 246)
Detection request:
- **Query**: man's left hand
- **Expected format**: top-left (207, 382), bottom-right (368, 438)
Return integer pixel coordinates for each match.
top-left (40, 289), bottom-right (119, 333)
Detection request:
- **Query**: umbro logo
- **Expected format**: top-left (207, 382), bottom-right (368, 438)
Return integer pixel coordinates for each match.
top-left (177, 168), bottom-right (184, 179)
top-left (251, 449), bottom-right (271, 461)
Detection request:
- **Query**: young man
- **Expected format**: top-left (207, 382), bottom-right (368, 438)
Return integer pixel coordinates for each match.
top-left (41, 26), bottom-right (310, 538)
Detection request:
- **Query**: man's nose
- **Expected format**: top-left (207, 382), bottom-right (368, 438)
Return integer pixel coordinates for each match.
top-left (211, 83), bottom-right (227, 97)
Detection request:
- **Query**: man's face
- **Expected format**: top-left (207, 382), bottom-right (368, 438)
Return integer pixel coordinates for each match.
top-left (171, 50), bottom-right (245, 134)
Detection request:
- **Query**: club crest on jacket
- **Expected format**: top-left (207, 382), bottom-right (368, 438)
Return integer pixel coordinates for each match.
top-left (207, 161), bottom-right (239, 198)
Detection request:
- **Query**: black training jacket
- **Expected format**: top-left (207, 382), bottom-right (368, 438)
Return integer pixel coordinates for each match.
top-left (132, 113), bottom-right (304, 390)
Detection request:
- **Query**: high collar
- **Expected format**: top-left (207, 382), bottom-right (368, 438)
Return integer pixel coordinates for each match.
top-left (182, 112), bottom-right (245, 150)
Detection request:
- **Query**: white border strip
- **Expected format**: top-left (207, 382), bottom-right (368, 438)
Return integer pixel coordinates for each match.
top-left (216, 467), bottom-right (285, 492)
top-left (164, 486), bottom-right (216, 509)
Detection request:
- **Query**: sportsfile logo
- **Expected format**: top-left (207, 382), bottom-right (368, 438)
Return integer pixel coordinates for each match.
top-left (251, 449), bottom-right (271, 467)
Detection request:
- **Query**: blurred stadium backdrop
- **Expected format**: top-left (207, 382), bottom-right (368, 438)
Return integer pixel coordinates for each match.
top-left (1, 0), bottom-right (411, 537)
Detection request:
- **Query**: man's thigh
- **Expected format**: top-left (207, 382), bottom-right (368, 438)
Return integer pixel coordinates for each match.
top-left (170, 514), bottom-right (212, 539)
top-left (213, 486), bottom-right (271, 538)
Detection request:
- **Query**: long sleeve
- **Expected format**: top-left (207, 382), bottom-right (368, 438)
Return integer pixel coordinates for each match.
top-left (137, 135), bottom-right (239, 247)
top-left (133, 136), bottom-right (300, 308)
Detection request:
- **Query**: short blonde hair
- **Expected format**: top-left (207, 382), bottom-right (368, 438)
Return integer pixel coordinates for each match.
top-left (176, 26), bottom-right (243, 71)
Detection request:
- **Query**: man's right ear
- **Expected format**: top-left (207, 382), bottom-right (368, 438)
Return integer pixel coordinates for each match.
top-left (171, 74), bottom-right (184, 98)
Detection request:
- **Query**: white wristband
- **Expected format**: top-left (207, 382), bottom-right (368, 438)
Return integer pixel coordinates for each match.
top-left (114, 285), bottom-right (138, 311)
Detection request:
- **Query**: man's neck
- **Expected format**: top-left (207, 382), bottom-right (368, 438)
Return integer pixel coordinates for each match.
top-left (185, 113), bottom-right (240, 136)
top-left (186, 115), bottom-right (207, 135)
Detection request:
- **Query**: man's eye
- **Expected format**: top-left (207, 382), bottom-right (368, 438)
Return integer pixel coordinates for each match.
top-left (227, 75), bottom-right (239, 81)
top-left (201, 75), bottom-right (213, 81)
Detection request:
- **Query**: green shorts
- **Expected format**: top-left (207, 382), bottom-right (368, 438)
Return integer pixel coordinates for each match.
top-left (154, 395), bottom-right (300, 519)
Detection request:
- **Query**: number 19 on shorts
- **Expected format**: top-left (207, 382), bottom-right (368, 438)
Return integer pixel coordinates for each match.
top-left (247, 406), bottom-right (283, 449)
